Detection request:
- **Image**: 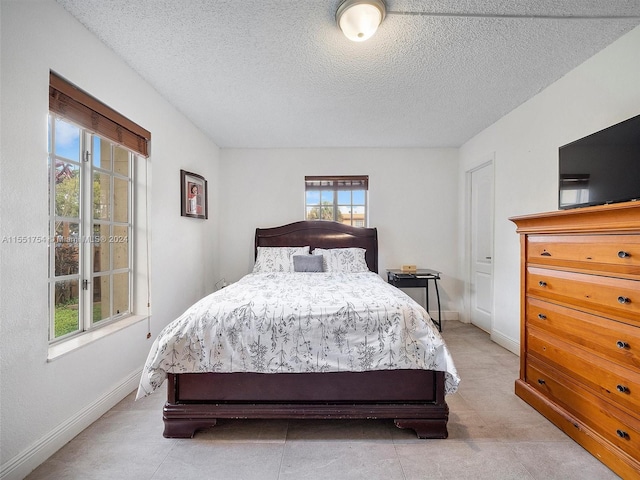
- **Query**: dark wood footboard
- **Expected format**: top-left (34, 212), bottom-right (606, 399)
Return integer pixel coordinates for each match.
top-left (163, 370), bottom-right (449, 439)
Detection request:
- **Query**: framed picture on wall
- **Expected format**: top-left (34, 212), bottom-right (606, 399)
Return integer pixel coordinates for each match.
top-left (180, 169), bottom-right (208, 219)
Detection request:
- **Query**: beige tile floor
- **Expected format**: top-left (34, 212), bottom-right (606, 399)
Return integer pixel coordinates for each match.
top-left (26, 321), bottom-right (620, 480)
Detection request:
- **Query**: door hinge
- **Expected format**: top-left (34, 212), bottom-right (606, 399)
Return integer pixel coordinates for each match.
top-left (82, 279), bottom-right (89, 290)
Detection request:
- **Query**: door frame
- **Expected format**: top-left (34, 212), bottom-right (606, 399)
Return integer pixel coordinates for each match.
top-left (464, 155), bottom-right (495, 331)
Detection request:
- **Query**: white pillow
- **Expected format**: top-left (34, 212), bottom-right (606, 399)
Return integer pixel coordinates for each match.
top-left (253, 246), bottom-right (310, 273)
top-left (313, 247), bottom-right (369, 273)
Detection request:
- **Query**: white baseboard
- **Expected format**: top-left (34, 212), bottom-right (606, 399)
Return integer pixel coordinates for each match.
top-left (490, 329), bottom-right (520, 355)
top-left (1, 368), bottom-right (142, 480)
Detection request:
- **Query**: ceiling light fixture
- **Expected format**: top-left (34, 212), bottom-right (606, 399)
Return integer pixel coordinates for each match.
top-left (336, 0), bottom-right (386, 42)
top-left (335, 2), bottom-right (640, 42)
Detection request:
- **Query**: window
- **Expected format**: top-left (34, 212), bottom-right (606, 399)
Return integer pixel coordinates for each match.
top-left (48, 73), bottom-right (150, 343)
top-left (305, 176), bottom-right (368, 227)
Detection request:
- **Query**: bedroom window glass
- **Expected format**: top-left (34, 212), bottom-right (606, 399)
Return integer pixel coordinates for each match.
top-left (305, 175), bottom-right (368, 226)
top-left (48, 72), bottom-right (150, 343)
top-left (48, 117), bottom-right (133, 340)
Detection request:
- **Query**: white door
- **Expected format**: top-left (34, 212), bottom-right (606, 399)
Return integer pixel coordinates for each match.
top-left (470, 162), bottom-right (494, 332)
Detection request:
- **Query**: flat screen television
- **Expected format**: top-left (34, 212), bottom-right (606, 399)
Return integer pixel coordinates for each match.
top-left (559, 113), bottom-right (640, 209)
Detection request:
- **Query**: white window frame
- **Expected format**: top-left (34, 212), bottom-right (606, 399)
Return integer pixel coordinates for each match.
top-left (304, 175), bottom-right (368, 227)
top-left (48, 115), bottom-right (135, 343)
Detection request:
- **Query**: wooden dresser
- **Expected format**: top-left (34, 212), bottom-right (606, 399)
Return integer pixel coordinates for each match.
top-left (510, 201), bottom-right (640, 479)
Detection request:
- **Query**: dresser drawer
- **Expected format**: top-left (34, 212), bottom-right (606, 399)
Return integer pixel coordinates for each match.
top-left (528, 326), bottom-right (640, 414)
top-left (527, 358), bottom-right (640, 458)
top-left (527, 266), bottom-right (640, 324)
top-left (527, 235), bottom-right (640, 274)
top-left (526, 298), bottom-right (640, 372)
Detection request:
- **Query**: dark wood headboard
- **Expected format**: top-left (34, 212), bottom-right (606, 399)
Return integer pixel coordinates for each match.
top-left (255, 221), bottom-right (378, 273)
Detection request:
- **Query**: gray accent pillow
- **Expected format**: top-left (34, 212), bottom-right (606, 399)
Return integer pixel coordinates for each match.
top-left (293, 254), bottom-right (324, 272)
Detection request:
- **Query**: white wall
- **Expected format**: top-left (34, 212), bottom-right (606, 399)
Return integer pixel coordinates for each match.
top-left (219, 148), bottom-right (462, 316)
top-left (0, 2), bottom-right (220, 478)
top-left (458, 25), bottom-right (640, 351)
top-left (6, 2), bottom-right (637, 477)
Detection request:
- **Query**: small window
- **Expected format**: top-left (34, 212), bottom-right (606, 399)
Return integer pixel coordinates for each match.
top-left (305, 176), bottom-right (368, 226)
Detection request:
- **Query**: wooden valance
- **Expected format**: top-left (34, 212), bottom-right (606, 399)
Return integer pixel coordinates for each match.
top-left (49, 72), bottom-right (150, 157)
top-left (304, 175), bottom-right (369, 191)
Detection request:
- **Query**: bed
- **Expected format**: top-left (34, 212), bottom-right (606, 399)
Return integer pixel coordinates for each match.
top-left (137, 220), bottom-right (459, 439)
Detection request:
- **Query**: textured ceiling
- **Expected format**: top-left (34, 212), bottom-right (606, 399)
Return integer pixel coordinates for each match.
top-left (55, 0), bottom-right (640, 148)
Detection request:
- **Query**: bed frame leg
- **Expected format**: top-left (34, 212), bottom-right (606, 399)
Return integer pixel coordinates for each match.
top-left (394, 419), bottom-right (448, 439)
top-left (163, 400), bottom-right (219, 438)
top-left (163, 418), bottom-right (217, 438)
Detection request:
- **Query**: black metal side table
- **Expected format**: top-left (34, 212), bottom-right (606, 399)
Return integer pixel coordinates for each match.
top-left (387, 268), bottom-right (442, 332)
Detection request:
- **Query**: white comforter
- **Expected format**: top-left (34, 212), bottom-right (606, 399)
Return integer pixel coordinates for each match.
top-left (136, 272), bottom-right (460, 399)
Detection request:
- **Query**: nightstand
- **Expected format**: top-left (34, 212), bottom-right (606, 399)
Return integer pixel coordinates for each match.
top-left (387, 269), bottom-right (442, 332)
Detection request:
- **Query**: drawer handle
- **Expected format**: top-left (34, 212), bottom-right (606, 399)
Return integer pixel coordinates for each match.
top-left (616, 429), bottom-right (630, 440)
top-left (538, 281), bottom-right (547, 287)
top-left (537, 379), bottom-right (546, 385)
top-left (616, 340), bottom-right (630, 349)
top-left (540, 251), bottom-right (551, 257)
top-left (618, 251), bottom-right (631, 258)
top-left (537, 313), bottom-right (547, 320)
top-left (616, 384), bottom-right (630, 394)
top-left (618, 296), bottom-right (631, 304)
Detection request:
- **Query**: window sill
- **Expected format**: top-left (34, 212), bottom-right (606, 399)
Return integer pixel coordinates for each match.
top-left (47, 314), bottom-right (148, 361)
